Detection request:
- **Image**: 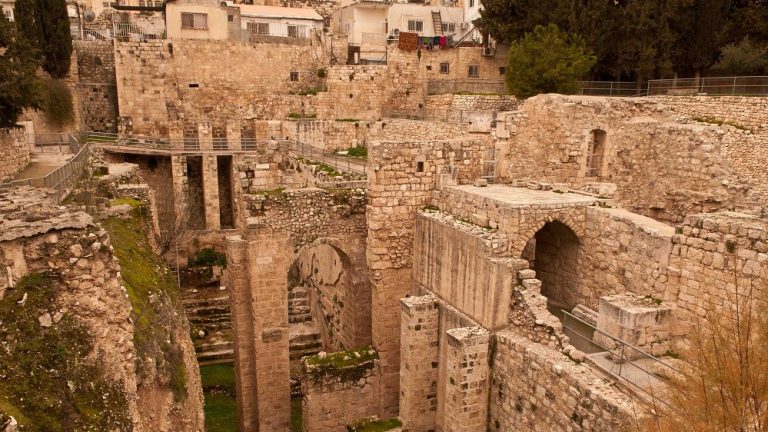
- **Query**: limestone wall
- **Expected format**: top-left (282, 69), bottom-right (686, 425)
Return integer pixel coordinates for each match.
top-left (0, 128), bottom-right (29, 182)
top-left (301, 349), bottom-right (381, 432)
top-left (495, 94), bottom-right (760, 223)
top-left (425, 94), bottom-right (520, 111)
top-left (668, 212), bottom-right (768, 321)
top-left (490, 331), bottom-right (634, 432)
top-left (580, 207), bottom-right (675, 310)
top-left (413, 210), bottom-right (518, 330)
top-left (241, 187), bottom-right (366, 248)
top-left (74, 40), bottom-right (118, 133)
top-left (649, 95), bottom-right (768, 132)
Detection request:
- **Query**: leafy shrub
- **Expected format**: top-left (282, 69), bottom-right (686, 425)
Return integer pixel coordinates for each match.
top-left (188, 247), bottom-right (227, 268)
top-left (42, 79), bottom-right (74, 128)
top-left (346, 147), bottom-right (367, 157)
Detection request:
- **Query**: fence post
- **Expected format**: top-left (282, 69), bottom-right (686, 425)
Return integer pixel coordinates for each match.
top-left (732, 77), bottom-right (736, 95)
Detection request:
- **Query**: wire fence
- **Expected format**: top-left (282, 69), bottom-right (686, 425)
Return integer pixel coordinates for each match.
top-left (577, 81), bottom-right (644, 96)
top-left (562, 310), bottom-right (680, 408)
top-left (382, 108), bottom-right (478, 123)
top-left (647, 76), bottom-right (768, 96)
top-left (1, 135), bottom-right (90, 203)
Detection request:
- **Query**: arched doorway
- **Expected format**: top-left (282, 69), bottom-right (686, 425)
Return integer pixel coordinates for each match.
top-left (586, 129), bottom-right (607, 178)
top-left (522, 220), bottom-right (581, 313)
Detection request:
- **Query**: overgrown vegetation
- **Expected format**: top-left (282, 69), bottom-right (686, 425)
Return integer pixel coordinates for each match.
top-left (692, 116), bottom-right (749, 131)
top-left (304, 346), bottom-right (378, 384)
top-left (42, 78), bottom-right (74, 128)
top-left (335, 118), bottom-right (360, 122)
top-left (14, 0), bottom-right (72, 78)
top-left (345, 147), bottom-right (367, 158)
top-left (318, 163), bottom-right (340, 176)
top-left (347, 418), bottom-right (402, 432)
top-left (187, 246), bottom-right (227, 268)
top-left (291, 397), bottom-right (303, 432)
top-left (505, 24), bottom-right (596, 98)
top-left (0, 15), bottom-right (44, 127)
top-left (200, 364), bottom-right (237, 432)
top-left (288, 112), bottom-right (317, 119)
top-left (297, 88), bottom-right (321, 96)
top-left (103, 207), bottom-right (188, 402)
top-left (0, 273), bottom-right (132, 431)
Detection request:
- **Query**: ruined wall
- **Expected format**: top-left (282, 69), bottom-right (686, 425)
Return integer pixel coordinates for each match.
top-left (301, 349), bottom-right (381, 432)
top-left (291, 239), bottom-right (371, 351)
top-left (366, 137), bottom-right (491, 416)
top-left (114, 40), bottom-right (328, 135)
top-left (495, 94), bottom-right (760, 223)
top-left (580, 207), bottom-right (674, 311)
top-left (413, 210), bottom-right (517, 330)
top-left (490, 331), bottom-right (635, 432)
top-left (242, 187), bottom-right (366, 248)
top-left (650, 95), bottom-right (768, 133)
top-left (0, 128), bottom-right (29, 182)
top-left (74, 40), bottom-right (118, 133)
top-left (668, 212), bottom-right (768, 321)
top-left (424, 94), bottom-right (520, 111)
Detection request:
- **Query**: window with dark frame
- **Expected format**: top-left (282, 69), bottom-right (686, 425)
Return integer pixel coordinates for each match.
top-left (440, 63), bottom-right (449, 74)
top-left (499, 66), bottom-right (506, 75)
top-left (290, 71), bottom-right (299, 81)
top-left (468, 65), bottom-right (479, 77)
top-left (416, 161), bottom-right (425, 172)
top-left (181, 12), bottom-right (208, 30)
top-left (407, 20), bottom-right (423, 32)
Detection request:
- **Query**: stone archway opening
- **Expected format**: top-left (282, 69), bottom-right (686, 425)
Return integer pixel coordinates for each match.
top-left (522, 220), bottom-right (581, 314)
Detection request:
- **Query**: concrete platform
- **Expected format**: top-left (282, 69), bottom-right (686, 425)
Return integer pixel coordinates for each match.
top-left (448, 185), bottom-right (598, 208)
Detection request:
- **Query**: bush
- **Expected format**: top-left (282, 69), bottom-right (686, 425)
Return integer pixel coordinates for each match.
top-left (711, 38), bottom-right (768, 76)
top-left (346, 147), bottom-right (367, 157)
top-left (316, 68), bottom-right (327, 78)
top-left (188, 247), bottom-right (227, 268)
top-left (505, 24), bottom-right (596, 98)
top-left (42, 79), bottom-right (74, 128)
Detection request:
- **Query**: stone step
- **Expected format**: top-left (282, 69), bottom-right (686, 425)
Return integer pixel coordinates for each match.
top-left (288, 298), bottom-right (309, 308)
top-left (288, 315), bottom-right (312, 324)
top-left (192, 322), bottom-right (232, 332)
top-left (196, 349), bottom-right (234, 364)
top-left (188, 315), bottom-right (231, 325)
top-left (182, 295), bottom-right (229, 308)
top-left (186, 304), bottom-right (231, 317)
top-left (289, 332), bottom-right (321, 345)
top-left (289, 345), bottom-right (323, 361)
top-left (195, 341), bottom-right (234, 354)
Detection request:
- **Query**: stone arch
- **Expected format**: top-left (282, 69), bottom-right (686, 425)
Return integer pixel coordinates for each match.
top-left (519, 219), bottom-right (582, 313)
top-left (513, 212), bottom-right (585, 257)
top-left (287, 237), bottom-right (372, 356)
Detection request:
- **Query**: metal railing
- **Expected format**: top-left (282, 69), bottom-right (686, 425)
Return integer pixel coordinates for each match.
top-left (1, 134), bottom-right (90, 202)
top-left (562, 310), bottom-right (680, 408)
top-left (382, 108), bottom-right (477, 123)
top-left (84, 132), bottom-right (368, 175)
top-left (427, 79), bottom-right (509, 95)
top-left (113, 22), bottom-right (167, 41)
top-left (647, 76), bottom-right (768, 96)
top-left (577, 81), bottom-right (645, 97)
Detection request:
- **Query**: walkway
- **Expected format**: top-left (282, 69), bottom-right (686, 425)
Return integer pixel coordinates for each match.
top-left (14, 151), bottom-right (73, 182)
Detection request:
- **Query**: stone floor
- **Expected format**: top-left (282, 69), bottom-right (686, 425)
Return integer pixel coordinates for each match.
top-left (448, 184), bottom-right (599, 207)
top-left (13, 151), bottom-right (72, 181)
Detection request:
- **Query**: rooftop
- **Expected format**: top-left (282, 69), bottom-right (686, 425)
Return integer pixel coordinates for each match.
top-left (236, 4), bottom-right (323, 21)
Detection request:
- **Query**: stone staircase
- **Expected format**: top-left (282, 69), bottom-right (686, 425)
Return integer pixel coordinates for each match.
top-left (183, 289), bottom-right (234, 365)
top-left (288, 286), bottom-right (322, 367)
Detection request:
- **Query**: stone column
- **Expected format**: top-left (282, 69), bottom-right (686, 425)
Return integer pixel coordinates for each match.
top-left (170, 155), bottom-right (187, 218)
top-left (247, 234), bottom-right (292, 432)
top-left (202, 155), bottom-right (221, 230)
top-left (226, 235), bottom-right (259, 432)
top-left (443, 327), bottom-right (490, 432)
top-left (400, 294), bottom-right (440, 432)
top-left (199, 122), bottom-right (213, 151)
top-left (169, 122), bottom-right (184, 151)
top-left (227, 120), bottom-right (242, 151)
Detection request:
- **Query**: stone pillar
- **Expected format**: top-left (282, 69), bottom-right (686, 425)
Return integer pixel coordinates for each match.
top-left (199, 122), bottom-right (213, 151)
top-left (399, 294), bottom-right (439, 432)
top-left (247, 234), bottom-right (292, 432)
top-left (169, 122), bottom-right (184, 151)
top-left (202, 155), bottom-right (221, 230)
top-left (226, 234), bottom-right (292, 432)
top-left (226, 236), bottom-right (258, 432)
top-left (227, 120), bottom-right (242, 151)
top-left (170, 155), bottom-right (187, 216)
top-left (443, 327), bottom-right (490, 432)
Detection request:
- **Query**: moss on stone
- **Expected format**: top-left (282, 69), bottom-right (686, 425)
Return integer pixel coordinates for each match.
top-left (303, 346), bottom-right (378, 384)
top-left (109, 197), bottom-right (142, 208)
top-left (103, 207), bottom-right (187, 401)
top-left (0, 273), bottom-right (132, 431)
top-left (346, 418), bottom-right (402, 431)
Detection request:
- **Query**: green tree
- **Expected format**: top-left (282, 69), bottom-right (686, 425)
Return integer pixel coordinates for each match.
top-left (36, 0), bottom-right (72, 78)
top-left (0, 15), bottom-right (44, 128)
top-left (477, 0), bottom-right (568, 44)
top-left (505, 24), bottom-right (596, 98)
top-left (668, 0), bottom-right (730, 78)
top-left (711, 38), bottom-right (768, 75)
top-left (13, 0), bottom-right (41, 50)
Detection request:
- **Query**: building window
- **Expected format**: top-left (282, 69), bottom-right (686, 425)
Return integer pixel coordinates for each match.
top-left (344, 23), bottom-right (350, 33)
top-left (155, 1), bottom-right (162, 6)
top-left (416, 161), bottom-right (424, 172)
top-left (499, 66), bottom-right (506, 75)
top-left (439, 62), bottom-right (449, 74)
top-left (469, 0), bottom-right (474, 6)
top-left (290, 71), bottom-right (299, 81)
top-left (441, 22), bottom-right (455, 33)
top-left (228, 14), bottom-right (234, 22)
top-left (102, 1), bottom-right (110, 7)
top-left (468, 65), bottom-right (479, 77)
top-left (181, 12), bottom-right (207, 30)
top-left (323, 16), bottom-right (331, 28)
top-left (407, 20), bottom-right (423, 32)
top-left (2, 9), bottom-right (12, 20)
top-left (586, 129), bottom-right (607, 177)
top-left (287, 25), bottom-right (299, 38)
top-left (247, 22), bottom-right (269, 34)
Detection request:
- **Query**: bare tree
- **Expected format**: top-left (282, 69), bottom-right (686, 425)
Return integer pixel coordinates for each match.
top-left (641, 267), bottom-right (768, 432)
top-left (150, 175), bottom-right (190, 258)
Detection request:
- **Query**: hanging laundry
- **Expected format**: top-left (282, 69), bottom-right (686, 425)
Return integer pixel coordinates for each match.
top-left (439, 36), bottom-right (447, 47)
top-left (398, 32), bottom-right (420, 51)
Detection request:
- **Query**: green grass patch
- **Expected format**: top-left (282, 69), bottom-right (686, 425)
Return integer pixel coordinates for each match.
top-left (335, 118), bottom-right (360, 122)
top-left (200, 364), bottom-right (237, 392)
top-left (347, 418), bottom-right (402, 431)
top-left (102, 208), bottom-right (187, 401)
top-left (253, 187), bottom-right (286, 196)
top-left (109, 197), bottom-right (142, 208)
top-left (692, 116), bottom-right (749, 131)
top-left (318, 163), bottom-right (340, 176)
top-left (288, 112), bottom-right (317, 119)
top-left (0, 273), bottom-right (132, 431)
top-left (204, 393), bottom-right (238, 432)
top-left (305, 346), bottom-right (378, 368)
top-left (291, 397), bottom-right (303, 432)
top-left (345, 147), bottom-right (367, 158)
